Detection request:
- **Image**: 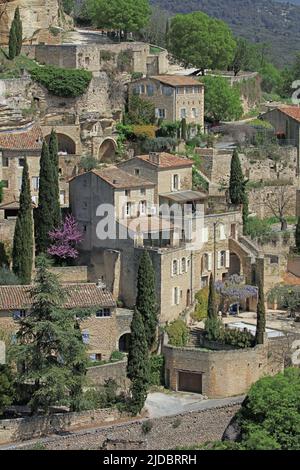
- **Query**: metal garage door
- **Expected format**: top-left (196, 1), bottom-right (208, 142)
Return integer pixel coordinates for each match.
top-left (178, 371), bottom-right (202, 394)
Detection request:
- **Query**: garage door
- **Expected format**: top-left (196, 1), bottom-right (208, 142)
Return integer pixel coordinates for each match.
top-left (178, 371), bottom-right (202, 394)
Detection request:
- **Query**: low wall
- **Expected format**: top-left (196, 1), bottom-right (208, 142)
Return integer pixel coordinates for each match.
top-left (87, 360), bottom-right (128, 388)
top-left (8, 400), bottom-right (243, 450)
top-left (0, 407), bottom-right (128, 445)
top-left (49, 266), bottom-right (88, 283)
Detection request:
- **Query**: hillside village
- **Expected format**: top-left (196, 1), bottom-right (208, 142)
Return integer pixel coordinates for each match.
top-left (0, 0), bottom-right (300, 452)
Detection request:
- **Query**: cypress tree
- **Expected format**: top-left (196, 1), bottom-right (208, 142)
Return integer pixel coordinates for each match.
top-left (229, 149), bottom-right (245, 205)
top-left (207, 273), bottom-right (217, 320)
top-left (295, 217), bottom-right (300, 253)
top-left (14, 7), bottom-right (23, 56)
top-left (48, 130), bottom-right (61, 227)
top-left (255, 274), bottom-right (266, 345)
top-left (12, 159), bottom-right (33, 284)
top-left (35, 141), bottom-right (55, 254)
top-left (8, 20), bottom-right (17, 60)
top-left (181, 118), bottom-right (187, 141)
top-left (136, 250), bottom-right (158, 349)
top-left (127, 309), bottom-right (149, 415)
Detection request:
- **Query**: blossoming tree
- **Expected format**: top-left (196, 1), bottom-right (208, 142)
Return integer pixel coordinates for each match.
top-left (47, 214), bottom-right (83, 264)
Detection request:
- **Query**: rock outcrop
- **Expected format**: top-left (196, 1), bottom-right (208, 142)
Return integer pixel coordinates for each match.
top-left (0, 0), bottom-right (71, 45)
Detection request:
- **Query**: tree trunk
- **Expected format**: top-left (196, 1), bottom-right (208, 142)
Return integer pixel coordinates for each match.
top-left (280, 218), bottom-right (287, 231)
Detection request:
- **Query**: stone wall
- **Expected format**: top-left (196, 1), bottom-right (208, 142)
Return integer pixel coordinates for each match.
top-left (248, 185), bottom-right (296, 219)
top-left (6, 401), bottom-right (243, 449)
top-left (287, 254), bottom-right (300, 277)
top-left (163, 339), bottom-right (284, 398)
top-left (49, 266), bottom-right (88, 284)
top-left (0, 218), bottom-right (15, 241)
top-left (87, 360), bottom-right (128, 388)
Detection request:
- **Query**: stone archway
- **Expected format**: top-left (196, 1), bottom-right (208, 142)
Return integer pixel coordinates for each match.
top-left (229, 252), bottom-right (241, 276)
top-left (118, 332), bottom-right (131, 353)
top-left (98, 138), bottom-right (117, 163)
top-left (45, 133), bottom-right (76, 155)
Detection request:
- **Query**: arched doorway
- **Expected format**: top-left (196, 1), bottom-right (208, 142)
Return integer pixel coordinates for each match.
top-left (45, 133), bottom-right (76, 155)
top-left (98, 138), bottom-right (117, 162)
top-left (229, 252), bottom-right (241, 276)
top-left (118, 333), bottom-right (131, 353)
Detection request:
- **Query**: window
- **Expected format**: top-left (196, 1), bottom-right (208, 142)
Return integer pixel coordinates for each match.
top-left (82, 331), bottom-right (90, 344)
top-left (60, 190), bottom-right (65, 205)
top-left (172, 174), bottom-right (180, 191)
top-left (172, 259), bottom-right (178, 276)
top-left (132, 84), bottom-right (144, 95)
top-left (83, 225), bottom-right (87, 233)
top-left (135, 169), bottom-right (140, 176)
top-left (18, 157), bottom-right (25, 167)
top-left (181, 257), bottom-right (186, 273)
top-left (176, 87), bottom-right (184, 95)
top-left (220, 250), bottom-right (226, 268)
top-left (125, 189), bottom-right (131, 197)
top-left (126, 202), bottom-right (132, 217)
top-left (201, 276), bottom-right (209, 289)
top-left (32, 176), bottom-right (39, 191)
top-left (202, 227), bottom-right (209, 243)
top-left (1, 180), bottom-right (8, 188)
top-left (147, 84), bottom-right (155, 96)
top-left (202, 253), bottom-right (209, 272)
top-left (219, 224), bottom-right (226, 240)
top-left (140, 188), bottom-right (146, 195)
top-left (13, 309), bottom-right (26, 320)
top-left (173, 287), bottom-right (180, 305)
top-left (180, 108), bottom-right (187, 119)
top-left (155, 108), bottom-right (166, 119)
top-left (2, 156), bottom-right (9, 167)
top-left (96, 308), bottom-right (111, 317)
top-left (18, 177), bottom-right (22, 191)
top-left (191, 108), bottom-right (199, 119)
top-left (162, 85), bottom-right (173, 96)
top-left (139, 200), bottom-right (146, 215)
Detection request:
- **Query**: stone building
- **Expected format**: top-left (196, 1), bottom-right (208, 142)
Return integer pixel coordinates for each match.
top-left (70, 153), bottom-right (245, 323)
top-left (261, 106), bottom-right (300, 173)
top-left (0, 282), bottom-right (131, 361)
top-left (128, 76), bottom-right (204, 128)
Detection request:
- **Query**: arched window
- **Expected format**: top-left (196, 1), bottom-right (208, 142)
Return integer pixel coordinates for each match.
top-left (181, 257), bottom-right (186, 273)
top-left (219, 224), bottom-right (226, 240)
top-left (220, 250), bottom-right (226, 268)
top-left (172, 259), bottom-right (178, 276)
top-left (202, 253), bottom-right (209, 272)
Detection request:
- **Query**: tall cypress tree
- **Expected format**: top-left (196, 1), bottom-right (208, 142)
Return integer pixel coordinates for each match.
top-left (127, 308), bottom-right (149, 415)
top-left (12, 159), bottom-right (33, 284)
top-left (255, 274), bottom-right (266, 345)
top-left (136, 250), bottom-right (158, 349)
top-left (229, 149), bottom-right (245, 205)
top-left (295, 217), bottom-right (300, 253)
top-left (207, 273), bottom-right (217, 320)
top-left (35, 141), bottom-right (55, 254)
top-left (8, 20), bottom-right (17, 60)
top-left (48, 130), bottom-right (61, 227)
top-left (181, 118), bottom-right (187, 141)
top-left (14, 7), bottom-right (23, 56)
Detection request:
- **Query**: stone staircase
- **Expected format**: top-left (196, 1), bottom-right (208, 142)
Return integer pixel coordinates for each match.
top-left (188, 327), bottom-right (202, 348)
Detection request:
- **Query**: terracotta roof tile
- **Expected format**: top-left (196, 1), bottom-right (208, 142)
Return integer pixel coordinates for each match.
top-left (0, 124), bottom-right (43, 151)
top-left (92, 166), bottom-right (155, 189)
top-left (150, 75), bottom-right (203, 87)
top-left (137, 153), bottom-right (193, 169)
top-left (278, 106), bottom-right (300, 123)
top-left (0, 283), bottom-right (116, 311)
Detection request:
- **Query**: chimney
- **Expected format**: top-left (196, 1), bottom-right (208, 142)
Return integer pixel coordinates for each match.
top-left (149, 152), bottom-right (160, 165)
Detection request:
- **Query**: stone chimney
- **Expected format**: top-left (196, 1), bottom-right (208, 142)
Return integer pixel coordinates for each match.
top-left (149, 152), bottom-right (160, 165)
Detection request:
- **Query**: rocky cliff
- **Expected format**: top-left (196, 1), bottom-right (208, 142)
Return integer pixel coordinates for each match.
top-left (0, 0), bottom-right (71, 45)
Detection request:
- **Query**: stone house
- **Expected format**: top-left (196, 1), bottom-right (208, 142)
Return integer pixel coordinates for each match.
top-left (261, 106), bottom-right (300, 173)
top-left (70, 154), bottom-right (245, 323)
top-left (0, 283), bottom-right (132, 361)
top-left (128, 75), bottom-right (204, 129)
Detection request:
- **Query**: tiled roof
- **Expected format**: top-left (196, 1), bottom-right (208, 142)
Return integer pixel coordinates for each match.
top-left (137, 153), bottom-right (193, 169)
top-left (151, 75), bottom-right (203, 87)
top-left (92, 166), bottom-right (155, 189)
top-left (0, 124), bottom-right (43, 151)
top-left (278, 106), bottom-right (300, 123)
top-left (0, 283), bottom-right (116, 311)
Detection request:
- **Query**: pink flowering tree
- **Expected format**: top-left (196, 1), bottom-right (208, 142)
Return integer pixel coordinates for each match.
top-left (47, 214), bottom-right (83, 264)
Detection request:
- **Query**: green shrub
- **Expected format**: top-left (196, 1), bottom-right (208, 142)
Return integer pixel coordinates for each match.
top-left (245, 217), bottom-right (273, 240)
top-left (100, 50), bottom-right (116, 62)
top-left (141, 137), bottom-right (177, 153)
top-left (149, 355), bottom-right (165, 386)
top-left (222, 327), bottom-right (255, 348)
top-left (128, 95), bottom-right (155, 125)
top-left (30, 65), bottom-right (92, 97)
top-left (131, 72), bottom-right (143, 80)
top-left (192, 167), bottom-right (209, 193)
top-left (166, 319), bottom-right (189, 347)
top-left (204, 317), bottom-right (223, 342)
top-left (192, 286), bottom-right (209, 321)
top-left (117, 50), bottom-right (133, 72)
top-left (79, 155), bottom-right (99, 172)
top-left (110, 350), bottom-right (124, 362)
top-left (142, 420), bottom-right (153, 434)
top-left (0, 364), bottom-right (14, 415)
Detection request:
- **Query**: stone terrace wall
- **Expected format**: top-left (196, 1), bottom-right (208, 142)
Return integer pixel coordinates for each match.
top-left (87, 360), bottom-right (128, 388)
top-left (49, 266), bottom-right (88, 284)
top-left (10, 401), bottom-right (243, 450)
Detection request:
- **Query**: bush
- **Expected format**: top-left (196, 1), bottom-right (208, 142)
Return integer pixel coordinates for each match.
top-left (0, 267), bottom-right (20, 285)
top-left (245, 217), bottom-right (273, 240)
top-left (141, 137), bottom-right (177, 153)
top-left (30, 65), bottom-right (92, 97)
top-left (132, 125), bottom-right (157, 139)
top-left (156, 121), bottom-right (181, 138)
top-left (222, 327), bottom-right (255, 348)
top-left (0, 364), bottom-right (14, 415)
top-left (142, 420), bottom-right (153, 434)
top-left (110, 350), bottom-right (124, 362)
top-left (131, 72), bottom-right (143, 80)
top-left (204, 317), bottom-right (223, 342)
top-left (149, 355), bottom-right (165, 386)
top-left (192, 286), bottom-right (209, 321)
top-left (166, 319), bottom-right (189, 347)
top-left (79, 155), bottom-right (99, 172)
top-left (128, 95), bottom-right (155, 125)
top-left (192, 167), bottom-right (209, 193)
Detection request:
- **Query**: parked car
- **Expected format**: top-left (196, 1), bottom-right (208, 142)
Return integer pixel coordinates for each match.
top-left (228, 303), bottom-right (239, 315)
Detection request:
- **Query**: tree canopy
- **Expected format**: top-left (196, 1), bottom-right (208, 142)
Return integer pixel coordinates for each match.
top-left (200, 76), bottom-right (243, 122)
top-left (167, 11), bottom-right (236, 73)
top-left (85, 0), bottom-right (151, 34)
